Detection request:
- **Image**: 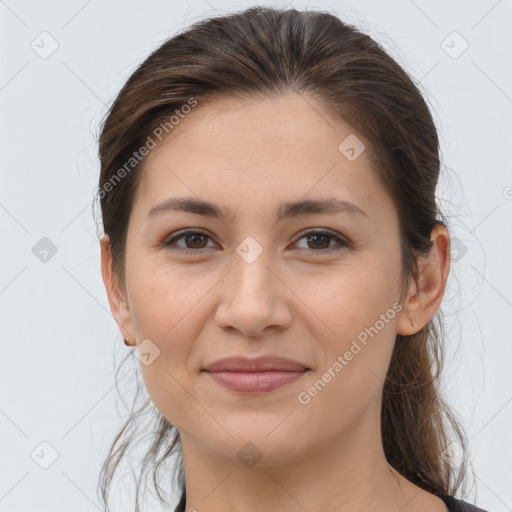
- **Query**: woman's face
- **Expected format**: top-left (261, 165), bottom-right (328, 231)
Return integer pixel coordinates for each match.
top-left (110, 93), bottom-right (410, 467)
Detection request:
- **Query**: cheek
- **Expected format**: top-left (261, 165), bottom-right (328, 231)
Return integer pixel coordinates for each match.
top-left (293, 254), bottom-right (400, 408)
top-left (126, 266), bottom-right (220, 426)
top-left (127, 261), bottom-right (204, 337)
top-left (293, 256), bottom-right (401, 347)
top-left (296, 306), bottom-right (398, 438)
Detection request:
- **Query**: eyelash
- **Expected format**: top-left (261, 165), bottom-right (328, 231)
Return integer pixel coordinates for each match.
top-left (162, 228), bottom-right (350, 255)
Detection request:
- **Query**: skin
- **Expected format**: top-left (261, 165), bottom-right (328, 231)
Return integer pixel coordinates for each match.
top-left (101, 92), bottom-right (451, 512)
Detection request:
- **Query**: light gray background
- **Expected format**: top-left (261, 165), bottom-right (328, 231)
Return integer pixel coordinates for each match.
top-left (1, 1), bottom-right (511, 511)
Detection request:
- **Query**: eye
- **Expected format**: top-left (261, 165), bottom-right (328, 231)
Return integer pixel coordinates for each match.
top-left (162, 229), bottom-right (216, 254)
top-left (294, 229), bottom-right (349, 253)
top-left (162, 228), bottom-right (349, 255)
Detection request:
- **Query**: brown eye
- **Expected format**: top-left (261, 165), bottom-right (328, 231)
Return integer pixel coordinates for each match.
top-left (294, 229), bottom-right (348, 253)
top-left (163, 228), bottom-right (349, 255)
top-left (182, 233), bottom-right (209, 249)
top-left (305, 233), bottom-right (330, 250)
top-left (163, 230), bottom-right (214, 253)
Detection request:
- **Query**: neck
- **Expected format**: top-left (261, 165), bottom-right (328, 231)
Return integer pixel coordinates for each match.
top-left (178, 403), bottom-right (429, 512)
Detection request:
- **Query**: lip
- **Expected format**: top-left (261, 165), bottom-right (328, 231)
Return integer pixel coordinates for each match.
top-left (203, 355), bottom-right (309, 372)
top-left (202, 356), bottom-right (310, 394)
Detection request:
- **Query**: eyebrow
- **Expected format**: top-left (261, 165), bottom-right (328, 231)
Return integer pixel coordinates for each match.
top-left (147, 196), bottom-right (369, 221)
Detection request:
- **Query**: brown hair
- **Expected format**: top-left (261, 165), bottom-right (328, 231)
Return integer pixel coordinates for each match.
top-left (96, 6), bottom-right (471, 511)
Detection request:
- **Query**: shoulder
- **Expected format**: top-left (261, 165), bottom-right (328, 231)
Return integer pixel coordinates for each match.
top-left (438, 494), bottom-right (490, 512)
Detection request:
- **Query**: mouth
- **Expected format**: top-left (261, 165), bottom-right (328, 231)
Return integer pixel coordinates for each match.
top-left (202, 355), bottom-right (311, 394)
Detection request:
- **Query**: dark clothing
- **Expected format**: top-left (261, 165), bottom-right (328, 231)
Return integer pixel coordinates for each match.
top-left (439, 494), bottom-right (489, 512)
top-left (173, 492), bottom-right (490, 511)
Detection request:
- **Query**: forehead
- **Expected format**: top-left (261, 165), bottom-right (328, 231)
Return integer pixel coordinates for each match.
top-left (132, 93), bottom-right (395, 223)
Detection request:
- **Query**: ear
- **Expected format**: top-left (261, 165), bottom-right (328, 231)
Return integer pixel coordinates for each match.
top-left (100, 236), bottom-right (136, 346)
top-left (397, 224), bottom-right (451, 336)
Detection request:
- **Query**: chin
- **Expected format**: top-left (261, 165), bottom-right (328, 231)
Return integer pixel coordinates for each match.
top-left (201, 425), bottom-right (310, 469)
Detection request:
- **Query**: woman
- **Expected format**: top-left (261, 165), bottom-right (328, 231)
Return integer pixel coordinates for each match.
top-left (96, 6), bottom-right (490, 512)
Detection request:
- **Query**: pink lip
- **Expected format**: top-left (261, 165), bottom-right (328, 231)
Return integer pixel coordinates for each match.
top-left (202, 356), bottom-right (310, 394)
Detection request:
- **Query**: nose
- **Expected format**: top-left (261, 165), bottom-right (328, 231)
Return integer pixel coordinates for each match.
top-left (214, 250), bottom-right (293, 337)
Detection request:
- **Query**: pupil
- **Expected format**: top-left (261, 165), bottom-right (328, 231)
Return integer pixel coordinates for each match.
top-left (308, 234), bottom-right (328, 249)
top-left (187, 234), bottom-right (206, 248)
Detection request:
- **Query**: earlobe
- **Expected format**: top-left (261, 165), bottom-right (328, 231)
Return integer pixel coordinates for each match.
top-left (396, 224), bottom-right (451, 336)
top-left (100, 236), bottom-right (136, 345)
